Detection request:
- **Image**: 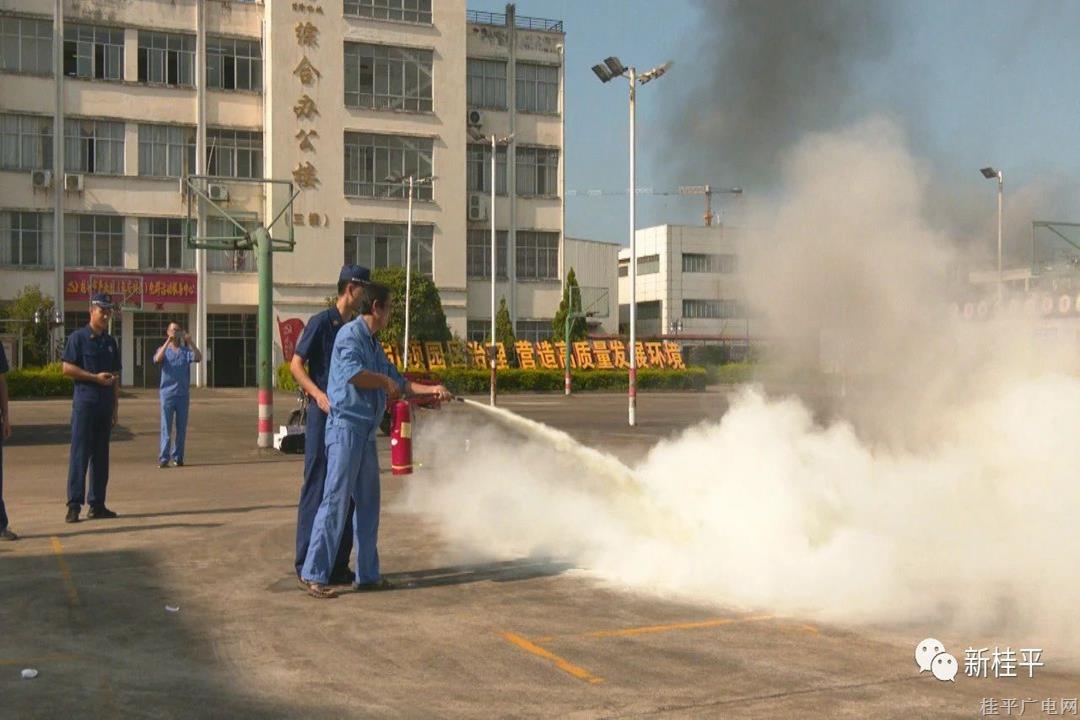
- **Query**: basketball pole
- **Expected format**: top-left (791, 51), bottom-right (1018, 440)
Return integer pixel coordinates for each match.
top-left (256, 225), bottom-right (274, 449)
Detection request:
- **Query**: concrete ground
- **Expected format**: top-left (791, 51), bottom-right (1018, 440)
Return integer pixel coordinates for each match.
top-left (0, 388), bottom-right (1075, 719)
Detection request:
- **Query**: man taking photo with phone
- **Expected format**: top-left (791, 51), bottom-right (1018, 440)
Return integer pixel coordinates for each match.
top-left (61, 292), bottom-right (122, 523)
top-left (154, 321), bottom-right (202, 468)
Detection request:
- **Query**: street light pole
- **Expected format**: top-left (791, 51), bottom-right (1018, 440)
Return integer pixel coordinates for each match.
top-left (980, 166), bottom-right (1004, 304)
top-left (592, 57), bottom-right (669, 427)
top-left (996, 171), bottom-right (1004, 304)
top-left (490, 133), bottom-right (497, 406)
top-left (404, 175), bottom-right (414, 369)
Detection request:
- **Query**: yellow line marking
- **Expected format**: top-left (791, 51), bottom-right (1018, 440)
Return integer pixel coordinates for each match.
top-left (0, 653), bottom-right (79, 666)
top-left (50, 536), bottom-right (81, 607)
top-left (547, 614), bottom-right (777, 641)
top-left (501, 632), bottom-right (604, 685)
top-left (799, 624), bottom-right (820, 635)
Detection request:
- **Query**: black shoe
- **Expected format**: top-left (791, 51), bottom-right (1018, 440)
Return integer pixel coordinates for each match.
top-left (159, 460), bottom-right (169, 469)
top-left (0, 527), bottom-right (18, 541)
top-left (87, 505), bottom-right (118, 520)
top-left (352, 578), bottom-right (394, 592)
top-left (65, 505), bottom-right (80, 523)
top-left (173, 460), bottom-right (184, 467)
top-left (329, 567), bottom-right (355, 585)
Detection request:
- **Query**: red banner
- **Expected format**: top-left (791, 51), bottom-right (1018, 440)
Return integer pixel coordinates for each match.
top-left (278, 316), bottom-right (306, 363)
top-left (64, 271), bottom-right (198, 306)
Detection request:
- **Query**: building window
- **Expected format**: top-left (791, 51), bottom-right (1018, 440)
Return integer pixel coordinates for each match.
top-left (637, 254), bottom-right (660, 275)
top-left (682, 252), bottom-right (736, 273)
top-left (516, 62), bottom-right (558, 114)
top-left (465, 320), bottom-right (488, 343)
top-left (344, 133), bottom-right (433, 199)
top-left (65, 214), bottom-right (123, 268)
top-left (344, 42), bottom-right (433, 112)
top-left (138, 124), bottom-right (196, 178)
top-left (63, 24), bottom-right (124, 81)
top-left (0, 113), bottom-right (52, 171)
top-left (618, 260), bottom-right (628, 278)
top-left (516, 147), bottom-right (558, 196)
top-left (467, 144), bottom-right (507, 195)
top-left (206, 37), bottom-right (261, 91)
top-left (466, 59), bottom-right (507, 110)
top-left (0, 16), bottom-right (53, 75)
top-left (516, 231), bottom-right (559, 280)
top-left (682, 299), bottom-right (742, 319)
top-left (137, 31), bottom-right (195, 87)
top-left (139, 217), bottom-right (193, 270)
top-left (344, 221), bottom-right (433, 276)
top-left (466, 228), bottom-right (508, 279)
top-left (205, 216), bottom-right (256, 272)
top-left (0, 211), bottom-right (53, 267)
top-left (516, 319), bottom-right (553, 343)
top-left (65, 119), bottom-right (125, 174)
top-left (344, 0), bottom-right (432, 24)
top-left (207, 129), bottom-right (262, 179)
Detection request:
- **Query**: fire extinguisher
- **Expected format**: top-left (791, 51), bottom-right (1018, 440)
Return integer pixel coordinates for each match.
top-left (389, 400), bottom-right (412, 476)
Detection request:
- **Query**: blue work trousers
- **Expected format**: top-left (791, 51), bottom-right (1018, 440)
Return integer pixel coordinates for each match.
top-left (301, 427), bottom-right (381, 585)
top-left (294, 404), bottom-right (353, 577)
top-left (0, 419), bottom-right (7, 529)
top-left (159, 394), bottom-right (189, 464)
top-left (67, 401), bottom-right (113, 507)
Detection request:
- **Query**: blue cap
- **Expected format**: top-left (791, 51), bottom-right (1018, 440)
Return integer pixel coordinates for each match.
top-left (339, 264), bottom-right (371, 284)
top-left (90, 292), bottom-right (115, 308)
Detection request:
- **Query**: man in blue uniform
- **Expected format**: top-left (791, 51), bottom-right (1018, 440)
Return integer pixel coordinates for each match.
top-left (300, 279), bottom-right (451, 598)
top-left (290, 265), bottom-right (369, 584)
top-left (0, 339), bottom-right (15, 540)
top-left (61, 292), bottom-right (122, 523)
top-left (154, 321), bottom-right (202, 468)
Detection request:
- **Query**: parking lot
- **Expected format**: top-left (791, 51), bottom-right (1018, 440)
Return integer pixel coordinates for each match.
top-left (1, 389), bottom-right (1077, 718)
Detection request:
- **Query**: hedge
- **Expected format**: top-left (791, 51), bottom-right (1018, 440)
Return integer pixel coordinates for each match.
top-left (438, 367), bottom-right (708, 394)
top-left (705, 362), bottom-right (755, 385)
top-left (7, 363), bottom-right (74, 398)
top-left (277, 362), bottom-right (299, 392)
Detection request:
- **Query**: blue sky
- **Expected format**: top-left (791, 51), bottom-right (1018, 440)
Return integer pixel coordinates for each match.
top-left (467, 0), bottom-right (1080, 258)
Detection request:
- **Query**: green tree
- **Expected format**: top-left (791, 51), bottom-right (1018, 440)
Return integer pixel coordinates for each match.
top-left (5, 284), bottom-right (56, 366)
top-left (370, 266), bottom-right (451, 349)
top-left (551, 267), bottom-right (587, 343)
top-left (495, 296), bottom-right (517, 365)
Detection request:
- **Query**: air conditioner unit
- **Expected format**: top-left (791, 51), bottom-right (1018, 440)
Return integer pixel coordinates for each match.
top-left (467, 109), bottom-right (483, 127)
top-left (64, 173), bottom-right (84, 193)
top-left (31, 169), bottom-right (53, 189)
top-left (468, 193), bottom-right (488, 222)
top-left (208, 183), bottom-right (229, 202)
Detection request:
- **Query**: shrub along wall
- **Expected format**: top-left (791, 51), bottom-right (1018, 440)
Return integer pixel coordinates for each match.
top-left (6, 363), bottom-right (73, 398)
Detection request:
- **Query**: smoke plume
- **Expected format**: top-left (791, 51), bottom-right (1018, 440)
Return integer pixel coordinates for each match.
top-left (403, 119), bottom-right (1080, 652)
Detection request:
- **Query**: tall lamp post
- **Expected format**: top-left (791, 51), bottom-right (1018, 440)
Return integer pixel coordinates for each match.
top-left (387, 173), bottom-right (433, 370)
top-left (980, 166), bottom-right (1004, 304)
top-left (592, 56), bottom-right (671, 427)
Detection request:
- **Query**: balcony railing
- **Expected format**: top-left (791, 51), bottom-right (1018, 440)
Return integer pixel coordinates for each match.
top-left (466, 9), bottom-right (563, 32)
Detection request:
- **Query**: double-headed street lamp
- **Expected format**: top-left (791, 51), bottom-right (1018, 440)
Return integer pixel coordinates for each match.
top-left (592, 56), bottom-right (671, 427)
top-left (33, 305), bottom-right (64, 363)
top-left (386, 173), bottom-right (434, 369)
top-left (980, 166), bottom-right (1004, 304)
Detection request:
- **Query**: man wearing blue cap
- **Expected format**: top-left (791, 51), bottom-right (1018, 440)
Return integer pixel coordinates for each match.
top-left (61, 292), bottom-right (122, 523)
top-left (300, 279), bottom-right (451, 598)
top-left (290, 265), bottom-right (369, 584)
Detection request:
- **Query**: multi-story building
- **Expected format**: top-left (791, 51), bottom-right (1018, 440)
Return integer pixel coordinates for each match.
top-left (0, 0), bottom-right (565, 386)
top-left (617, 223), bottom-right (750, 348)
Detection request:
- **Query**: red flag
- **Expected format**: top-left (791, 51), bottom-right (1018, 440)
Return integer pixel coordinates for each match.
top-left (277, 316), bottom-right (306, 363)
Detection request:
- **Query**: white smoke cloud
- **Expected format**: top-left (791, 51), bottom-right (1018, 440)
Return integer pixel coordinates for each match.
top-left (402, 118), bottom-right (1080, 651)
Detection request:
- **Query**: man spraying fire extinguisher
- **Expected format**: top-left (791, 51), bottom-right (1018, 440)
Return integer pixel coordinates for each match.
top-left (299, 279), bottom-right (451, 599)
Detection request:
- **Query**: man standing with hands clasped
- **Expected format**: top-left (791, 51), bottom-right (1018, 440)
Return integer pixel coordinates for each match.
top-left (154, 321), bottom-right (202, 468)
top-left (61, 292), bottom-right (122, 523)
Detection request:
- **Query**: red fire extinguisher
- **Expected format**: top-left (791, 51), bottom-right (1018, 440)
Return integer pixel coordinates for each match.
top-left (390, 400), bottom-right (413, 475)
